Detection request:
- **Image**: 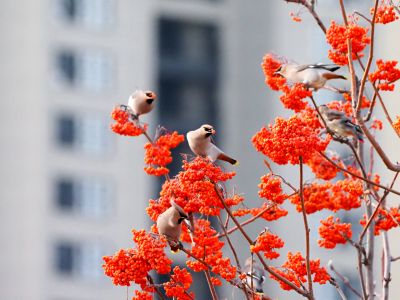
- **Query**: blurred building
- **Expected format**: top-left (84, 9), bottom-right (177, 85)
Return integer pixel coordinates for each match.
top-left (1, 0), bottom-right (397, 300)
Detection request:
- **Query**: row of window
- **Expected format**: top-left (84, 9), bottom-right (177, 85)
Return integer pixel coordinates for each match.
top-left (54, 0), bottom-right (114, 30)
top-left (56, 113), bottom-right (112, 155)
top-left (55, 241), bottom-right (104, 280)
top-left (51, 0), bottom-right (114, 282)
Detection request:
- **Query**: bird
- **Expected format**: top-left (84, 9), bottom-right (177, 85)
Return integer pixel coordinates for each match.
top-left (243, 257), bottom-right (265, 295)
top-left (125, 89), bottom-right (157, 118)
top-left (186, 124), bottom-right (238, 165)
top-left (318, 105), bottom-right (364, 142)
top-left (274, 63), bottom-right (346, 90)
top-left (156, 201), bottom-right (188, 253)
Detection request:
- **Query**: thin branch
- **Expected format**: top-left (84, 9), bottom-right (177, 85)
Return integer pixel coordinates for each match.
top-left (382, 230), bottom-right (391, 300)
top-left (283, 0), bottom-right (326, 33)
top-left (299, 157), bottom-right (314, 299)
top-left (319, 152), bottom-right (400, 196)
top-left (204, 270), bottom-right (219, 300)
top-left (217, 216), bottom-right (251, 300)
top-left (359, 172), bottom-right (399, 242)
top-left (363, 87), bottom-right (378, 122)
top-left (218, 192), bottom-right (297, 238)
top-left (147, 275), bottom-right (167, 300)
top-left (329, 261), bottom-right (363, 299)
top-left (329, 278), bottom-right (348, 300)
top-left (214, 184), bottom-right (310, 298)
top-left (356, 0), bottom-right (379, 113)
top-left (338, 0), bottom-right (358, 111)
top-left (391, 256), bottom-right (400, 262)
top-left (354, 11), bottom-right (372, 24)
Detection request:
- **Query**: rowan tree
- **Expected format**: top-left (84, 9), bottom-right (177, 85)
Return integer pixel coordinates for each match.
top-left (103, 1), bottom-right (400, 299)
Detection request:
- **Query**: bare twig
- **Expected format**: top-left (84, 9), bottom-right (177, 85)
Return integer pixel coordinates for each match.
top-left (299, 157), bottom-right (314, 299)
top-left (319, 152), bottom-right (400, 196)
top-left (217, 216), bottom-right (251, 300)
top-left (214, 184), bottom-right (310, 298)
top-left (283, 0), bottom-right (327, 33)
top-left (329, 261), bottom-right (362, 299)
top-left (356, 0), bottom-right (379, 113)
top-left (359, 172), bottom-right (399, 241)
top-left (329, 278), bottom-right (349, 300)
top-left (204, 270), bottom-right (219, 300)
top-left (382, 230), bottom-right (391, 300)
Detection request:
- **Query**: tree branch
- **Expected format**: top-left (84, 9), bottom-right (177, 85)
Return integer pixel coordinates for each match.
top-left (299, 157), bottom-right (314, 299)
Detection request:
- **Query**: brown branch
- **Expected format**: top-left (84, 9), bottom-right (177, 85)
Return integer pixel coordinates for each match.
top-left (359, 172), bottom-right (399, 242)
top-left (338, 0), bottom-right (358, 111)
top-left (382, 230), bottom-right (391, 300)
top-left (356, 0), bottom-right (379, 113)
top-left (319, 152), bottom-right (400, 196)
top-left (204, 270), bottom-right (219, 300)
top-left (391, 256), bottom-right (400, 262)
top-left (283, 0), bottom-right (326, 33)
top-left (214, 184), bottom-right (310, 298)
top-left (363, 87), bottom-right (378, 122)
top-left (217, 192), bottom-right (297, 238)
top-left (329, 261), bottom-right (362, 299)
top-left (329, 278), bottom-right (349, 300)
top-left (217, 216), bottom-right (251, 300)
top-left (299, 157), bottom-right (314, 299)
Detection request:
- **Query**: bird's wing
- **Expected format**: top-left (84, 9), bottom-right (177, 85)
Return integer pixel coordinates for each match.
top-left (207, 143), bottom-right (222, 162)
top-left (325, 110), bottom-right (346, 121)
top-left (297, 64), bottom-right (340, 72)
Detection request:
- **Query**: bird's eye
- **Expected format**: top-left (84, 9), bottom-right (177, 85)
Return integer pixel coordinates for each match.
top-left (145, 92), bottom-right (154, 98)
top-left (203, 127), bottom-right (212, 132)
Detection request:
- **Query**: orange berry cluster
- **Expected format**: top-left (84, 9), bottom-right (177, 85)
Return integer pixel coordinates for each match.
top-left (306, 152), bottom-right (339, 180)
top-left (144, 131), bottom-right (185, 176)
top-left (252, 115), bottom-right (330, 165)
top-left (164, 266), bottom-right (194, 300)
top-left (318, 216), bottom-right (352, 249)
top-left (326, 21), bottom-right (371, 65)
top-left (258, 173), bottom-right (288, 204)
top-left (393, 116), bottom-right (400, 134)
top-left (369, 59), bottom-right (400, 91)
top-left (290, 178), bottom-right (363, 214)
top-left (360, 207), bottom-right (400, 235)
top-left (110, 106), bottom-right (146, 136)
top-left (250, 230), bottom-right (285, 259)
top-left (371, 5), bottom-right (399, 24)
top-left (270, 252), bottom-right (330, 290)
top-left (102, 230), bottom-right (172, 288)
top-left (183, 219), bottom-right (237, 282)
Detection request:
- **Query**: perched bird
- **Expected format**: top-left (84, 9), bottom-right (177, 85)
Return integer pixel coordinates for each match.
top-left (318, 105), bottom-right (364, 142)
top-left (274, 63), bottom-right (346, 90)
top-left (156, 201), bottom-right (188, 253)
top-left (186, 124), bottom-right (238, 165)
top-left (243, 257), bottom-right (265, 295)
top-left (126, 90), bottom-right (157, 118)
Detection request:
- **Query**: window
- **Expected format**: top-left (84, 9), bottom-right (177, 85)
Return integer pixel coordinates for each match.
top-left (55, 243), bottom-right (75, 275)
top-left (55, 113), bottom-right (113, 155)
top-left (157, 18), bottom-right (219, 177)
top-left (54, 241), bottom-right (105, 280)
top-left (57, 115), bottom-right (76, 147)
top-left (55, 177), bottom-right (112, 217)
top-left (56, 0), bottom-right (114, 30)
top-left (55, 49), bottom-right (114, 92)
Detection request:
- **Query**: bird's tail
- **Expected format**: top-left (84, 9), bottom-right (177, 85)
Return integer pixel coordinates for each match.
top-left (355, 127), bottom-right (364, 143)
top-left (218, 153), bottom-right (238, 165)
top-left (169, 241), bottom-right (181, 253)
top-left (322, 73), bottom-right (347, 80)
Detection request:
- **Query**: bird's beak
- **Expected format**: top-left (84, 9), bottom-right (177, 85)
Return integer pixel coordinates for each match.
top-left (211, 129), bottom-right (216, 135)
top-left (146, 91), bottom-right (157, 99)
